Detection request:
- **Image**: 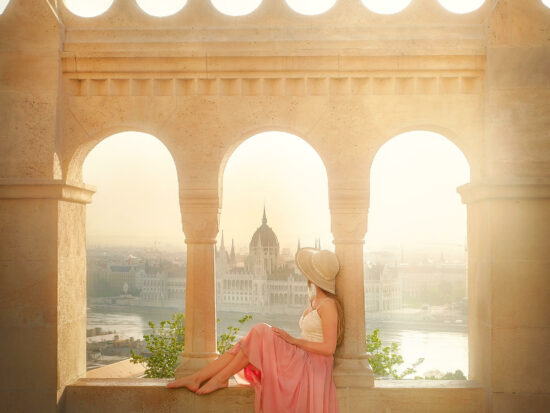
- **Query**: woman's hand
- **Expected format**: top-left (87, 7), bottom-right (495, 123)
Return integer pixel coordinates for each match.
top-left (272, 327), bottom-right (296, 345)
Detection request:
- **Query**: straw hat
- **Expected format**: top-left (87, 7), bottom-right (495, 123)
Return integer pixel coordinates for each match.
top-left (295, 247), bottom-right (340, 294)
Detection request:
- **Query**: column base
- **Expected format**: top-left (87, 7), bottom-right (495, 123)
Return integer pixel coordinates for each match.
top-left (333, 355), bottom-right (374, 388)
top-left (174, 352), bottom-right (219, 379)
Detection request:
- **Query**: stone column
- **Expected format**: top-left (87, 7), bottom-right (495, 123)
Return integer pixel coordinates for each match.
top-left (175, 189), bottom-right (220, 377)
top-left (458, 181), bottom-right (550, 412)
top-left (329, 189), bottom-right (374, 387)
top-left (475, 1), bottom-right (550, 410)
top-left (0, 180), bottom-right (95, 412)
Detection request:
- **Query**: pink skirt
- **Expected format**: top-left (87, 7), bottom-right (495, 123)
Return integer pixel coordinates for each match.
top-left (227, 323), bottom-right (339, 413)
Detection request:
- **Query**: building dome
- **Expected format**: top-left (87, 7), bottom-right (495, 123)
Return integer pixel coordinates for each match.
top-left (249, 206), bottom-right (279, 249)
top-left (250, 224), bottom-right (279, 248)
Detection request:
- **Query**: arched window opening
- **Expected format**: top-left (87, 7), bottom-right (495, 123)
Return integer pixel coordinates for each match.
top-left (366, 130), bottom-right (470, 379)
top-left (210, 0), bottom-right (263, 16)
top-left (361, 0), bottom-right (412, 15)
top-left (216, 131), bottom-right (330, 335)
top-left (542, 0), bottom-right (550, 9)
top-left (83, 131), bottom-right (185, 373)
top-left (437, 0), bottom-right (485, 14)
top-left (285, 0), bottom-right (337, 16)
top-left (0, 0), bottom-right (10, 15)
top-left (63, 0), bottom-right (114, 17)
top-left (136, 0), bottom-right (187, 17)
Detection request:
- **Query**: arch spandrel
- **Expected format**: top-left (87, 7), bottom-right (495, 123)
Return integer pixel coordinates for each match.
top-left (61, 96), bottom-right (179, 181)
top-left (65, 125), bottom-right (182, 187)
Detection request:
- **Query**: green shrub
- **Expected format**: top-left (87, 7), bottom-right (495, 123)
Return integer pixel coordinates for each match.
top-left (217, 315), bottom-right (253, 354)
top-left (366, 328), bottom-right (424, 379)
top-left (130, 312), bottom-right (253, 378)
top-left (130, 312), bottom-right (185, 378)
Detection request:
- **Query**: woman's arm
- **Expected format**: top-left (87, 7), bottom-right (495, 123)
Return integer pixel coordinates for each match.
top-left (272, 299), bottom-right (338, 356)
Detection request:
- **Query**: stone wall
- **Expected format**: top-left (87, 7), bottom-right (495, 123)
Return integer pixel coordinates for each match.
top-left (1, 0), bottom-right (549, 411)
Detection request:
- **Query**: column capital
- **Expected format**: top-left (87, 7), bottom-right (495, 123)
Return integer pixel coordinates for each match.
top-left (0, 179), bottom-right (96, 204)
top-left (329, 188), bottom-right (369, 244)
top-left (180, 188), bottom-right (220, 244)
top-left (457, 179), bottom-right (550, 204)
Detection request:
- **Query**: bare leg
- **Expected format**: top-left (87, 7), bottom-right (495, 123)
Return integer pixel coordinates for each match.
top-left (196, 349), bottom-right (250, 395)
top-left (166, 351), bottom-right (236, 390)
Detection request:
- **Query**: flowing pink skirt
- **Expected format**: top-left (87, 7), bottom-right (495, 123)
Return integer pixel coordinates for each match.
top-left (227, 323), bottom-right (339, 413)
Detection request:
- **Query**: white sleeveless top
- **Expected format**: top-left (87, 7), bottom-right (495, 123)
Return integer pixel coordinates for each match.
top-left (298, 297), bottom-right (330, 343)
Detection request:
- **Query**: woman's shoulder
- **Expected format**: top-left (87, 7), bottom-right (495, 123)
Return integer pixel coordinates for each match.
top-left (316, 296), bottom-right (337, 313)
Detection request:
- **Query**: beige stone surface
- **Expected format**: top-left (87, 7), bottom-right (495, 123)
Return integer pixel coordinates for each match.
top-left (1, 0), bottom-right (550, 411)
top-left (64, 379), bottom-right (484, 413)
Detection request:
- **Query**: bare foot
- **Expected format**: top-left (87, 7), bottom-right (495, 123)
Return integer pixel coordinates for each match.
top-left (166, 375), bottom-right (201, 391)
top-left (195, 377), bottom-right (228, 395)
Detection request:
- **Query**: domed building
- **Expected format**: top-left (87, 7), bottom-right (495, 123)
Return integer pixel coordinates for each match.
top-left (247, 207), bottom-right (280, 276)
top-left (215, 206), bottom-right (309, 314)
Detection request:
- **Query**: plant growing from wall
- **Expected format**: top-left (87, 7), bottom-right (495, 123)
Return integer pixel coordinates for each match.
top-left (217, 315), bottom-right (253, 354)
top-left (130, 312), bottom-right (186, 378)
top-left (366, 328), bottom-right (424, 379)
top-left (130, 312), bottom-right (253, 378)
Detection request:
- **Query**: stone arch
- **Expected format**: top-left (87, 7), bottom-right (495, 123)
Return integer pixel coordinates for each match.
top-left (217, 126), bottom-right (329, 198)
top-left (66, 126), bottom-right (181, 184)
top-left (371, 124), bottom-right (475, 177)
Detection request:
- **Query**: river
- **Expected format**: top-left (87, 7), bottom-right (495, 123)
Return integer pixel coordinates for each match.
top-left (87, 304), bottom-right (468, 377)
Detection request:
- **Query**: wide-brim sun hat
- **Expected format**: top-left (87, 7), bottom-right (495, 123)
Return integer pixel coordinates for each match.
top-left (295, 247), bottom-right (340, 294)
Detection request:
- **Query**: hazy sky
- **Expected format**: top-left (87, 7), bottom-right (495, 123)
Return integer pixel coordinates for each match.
top-left (83, 130), bottom-right (469, 253)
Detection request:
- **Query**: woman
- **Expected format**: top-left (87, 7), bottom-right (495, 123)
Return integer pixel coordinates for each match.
top-left (167, 247), bottom-right (344, 413)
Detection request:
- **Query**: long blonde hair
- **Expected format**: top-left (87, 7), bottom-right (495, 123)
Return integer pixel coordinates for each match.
top-left (324, 291), bottom-right (345, 347)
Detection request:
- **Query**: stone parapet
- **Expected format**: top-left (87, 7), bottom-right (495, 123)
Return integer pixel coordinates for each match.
top-left (64, 378), bottom-right (486, 413)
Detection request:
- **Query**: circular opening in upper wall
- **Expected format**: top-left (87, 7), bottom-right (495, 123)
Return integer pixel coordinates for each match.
top-left (63, 0), bottom-right (114, 17)
top-left (361, 0), bottom-right (412, 15)
top-left (437, 0), bottom-right (485, 14)
top-left (285, 0), bottom-right (337, 16)
top-left (210, 0), bottom-right (263, 16)
top-left (136, 0), bottom-right (187, 17)
top-left (0, 0), bottom-right (10, 15)
top-left (542, 0), bottom-right (550, 9)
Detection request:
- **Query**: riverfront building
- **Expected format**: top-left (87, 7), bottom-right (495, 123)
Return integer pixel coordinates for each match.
top-left (215, 208), bottom-right (309, 314)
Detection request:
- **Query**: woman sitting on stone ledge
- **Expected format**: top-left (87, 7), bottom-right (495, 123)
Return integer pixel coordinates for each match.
top-left (167, 247), bottom-right (344, 413)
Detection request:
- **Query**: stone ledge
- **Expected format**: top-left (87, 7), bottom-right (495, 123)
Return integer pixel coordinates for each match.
top-left (64, 378), bottom-right (485, 413)
top-left (0, 179), bottom-right (96, 204)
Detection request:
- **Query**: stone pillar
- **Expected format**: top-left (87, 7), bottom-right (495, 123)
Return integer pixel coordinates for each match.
top-left (475, 1), bottom-right (550, 410)
top-left (0, 180), bottom-right (95, 412)
top-left (458, 181), bottom-right (550, 412)
top-left (329, 189), bottom-right (374, 387)
top-left (175, 189), bottom-right (220, 377)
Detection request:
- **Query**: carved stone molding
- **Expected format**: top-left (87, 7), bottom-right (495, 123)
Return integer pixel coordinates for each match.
top-left (64, 73), bottom-right (483, 98)
top-left (0, 179), bottom-right (96, 204)
top-left (180, 189), bottom-right (220, 244)
top-left (329, 188), bottom-right (369, 243)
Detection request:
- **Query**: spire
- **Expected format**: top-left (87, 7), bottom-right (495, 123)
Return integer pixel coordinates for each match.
top-left (220, 230), bottom-right (225, 251)
top-left (230, 238), bottom-right (236, 262)
top-left (262, 204), bottom-right (267, 225)
top-left (297, 238), bottom-right (301, 253)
